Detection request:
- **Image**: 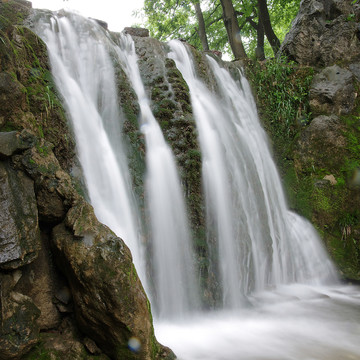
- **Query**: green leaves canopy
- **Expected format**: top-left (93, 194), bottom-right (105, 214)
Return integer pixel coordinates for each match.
top-left (142, 0), bottom-right (301, 59)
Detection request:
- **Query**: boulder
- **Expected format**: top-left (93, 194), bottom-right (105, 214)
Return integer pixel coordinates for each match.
top-left (24, 317), bottom-right (110, 360)
top-left (349, 62), bottom-right (360, 81)
top-left (14, 233), bottom-right (62, 330)
top-left (0, 130), bottom-right (36, 158)
top-left (280, 0), bottom-right (360, 66)
top-left (16, 142), bottom-right (80, 222)
top-left (309, 65), bottom-right (356, 116)
top-left (295, 114), bottom-right (346, 170)
top-left (0, 160), bottom-right (40, 270)
top-left (51, 200), bottom-right (167, 360)
top-left (0, 289), bottom-right (40, 360)
top-left (124, 27), bottom-right (150, 37)
top-left (0, 72), bottom-right (26, 116)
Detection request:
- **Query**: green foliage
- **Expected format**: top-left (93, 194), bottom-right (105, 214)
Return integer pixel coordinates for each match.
top-left (141, 0), bottom-right (301, 59)
top-left (340, 107), bottom-right (360, 184)
top-left (246, 58), bottom-right (313, 144)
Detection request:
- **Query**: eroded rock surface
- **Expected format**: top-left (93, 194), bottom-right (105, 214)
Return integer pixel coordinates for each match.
top-left (0, 160), bottom-right (40, 270)
top-left (295, 114), bottom-right (347, 169)
top-left (51, 200), bottom-right (169, 360)
top-left (309, 65), bottom-right (356, 116)
top-left (280, 0), bottom-right (360, 66)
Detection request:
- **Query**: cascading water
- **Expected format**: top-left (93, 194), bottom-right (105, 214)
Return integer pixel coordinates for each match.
top-left (111, 34), bottom-right (199, 319)
top-left (168, 40), bottom-right (338, 307)
top-left (155, 40), bottom-right (360, 360)
top-left (32, 10), bottom-right (360, 359)
top-left (33, 12), bottom-right (148, 287)
top-left (34, 11), bottom-right (198, 319)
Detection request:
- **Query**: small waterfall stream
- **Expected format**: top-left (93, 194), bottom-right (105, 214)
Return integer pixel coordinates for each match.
top-left (111, 34), bottom-right (199, 318)
top-left (33, 11), bottom-right (360, 360)
top-left (33, 13), bottom-right (148, 286)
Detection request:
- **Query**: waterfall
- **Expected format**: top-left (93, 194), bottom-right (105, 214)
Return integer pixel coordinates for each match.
top-left (34, 11), bottom-right (199, 319)
top-left (33, 12), bottom-right (148, 288)
top-left (168, 40), bottom-right (338, 308)
top-left (111, 34), bottom-right (199, 318)
top-left (32, 11), bottom-right (360, 360)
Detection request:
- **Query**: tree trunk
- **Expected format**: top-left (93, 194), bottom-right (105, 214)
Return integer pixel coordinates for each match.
top-left (258, 0), bottom-right (280, 55)
top-left (255, 17), bottom-right (265, 60)
top-left (193, 1), bottom-right (209, 51)
top-left (219, 0), bottom-right (247, 59)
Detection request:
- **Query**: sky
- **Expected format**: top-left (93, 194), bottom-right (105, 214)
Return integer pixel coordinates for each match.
top-left (30, 0), bottom-right (145, 32)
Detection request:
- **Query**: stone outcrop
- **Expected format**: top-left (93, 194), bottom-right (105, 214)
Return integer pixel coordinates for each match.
top-left (295, 114), bottom-right (347, 169)
top-left (51, 200), bottom-right (163, 360)
top-left (0, 160), bottom-right (40, 270)
top-left (309, 65), bottom-right (356, 116)
top-left (0, 289), bottom-right (40, 360)
top-left (280, 0), bottom-right (360, 67)
top-left (124, 27), bottom-right (150, 37)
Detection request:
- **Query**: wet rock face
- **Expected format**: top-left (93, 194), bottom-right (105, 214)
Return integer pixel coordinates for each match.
top-left (51, 200), bottom-right (163, 360)
top-left (0, 160), bottom-right (40, 270)
top-left (280, 0), bottom-right (360, 66)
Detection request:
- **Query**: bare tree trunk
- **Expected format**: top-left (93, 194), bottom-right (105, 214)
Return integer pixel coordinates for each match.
top-left (193, 1), bottom-right (209, 51)
top-left (219, 0), bottom-right (247, 59)
top-left (255, 17), bottom-right (265, 60)
top-left (258, 0), bottom-right (280, 55)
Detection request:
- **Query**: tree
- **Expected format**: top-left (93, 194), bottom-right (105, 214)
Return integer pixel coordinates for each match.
top-left (142, 0), bottom-right (301, 60)
top-left (255, 17), bottom-right (265, 60)
top-left (258, 0), bottom-right (280, 54)
top-left (193, 0), bottom-right (210, 51)
top-left (143, 0), bottom-right (211, 51)
top-left (219, 0), bottom-right (247, 59)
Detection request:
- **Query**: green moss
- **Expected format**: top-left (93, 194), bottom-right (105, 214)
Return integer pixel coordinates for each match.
top-left (246, 59), bottom-right (313, 158)
top-left (24, 342), bottom-right (59, 360)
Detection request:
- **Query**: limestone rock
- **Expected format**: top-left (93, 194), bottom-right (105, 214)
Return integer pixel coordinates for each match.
top-left (349, 62), bottom-right (360, 81)
top-left (0, 130), bottom-right (36, 158)
top-left (309, 65), bottom-right (356, 116)
top-left (51, 200), bottom-right (167, 360)
top-left (0, 72), bottom-right (26, 115)
top-left (84, 337), bottom-right (102, 355)
top-left (24, 318), bottom-right (110, 360)
top-left (295, 114), bottom-right (346, 170)
top-left (0, 161), bottom-right (40, 270)
top-left (124, 27), bottom-right (150, 37)
top-left (0, 290), bottom-right (40, 360)
top-left (280, 0), bottom-right (360, 66)
top-left (14, 233), bottom-right (62, 330)
top-left (17, 142), bottom-right (80, 220)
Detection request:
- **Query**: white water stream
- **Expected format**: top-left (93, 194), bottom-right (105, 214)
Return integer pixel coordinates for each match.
top-left (33, 12), bottom-right (360, 360)
top-left (34, 13), bottom-right (148, 287)
top-left (34, 12), bottom-right (198, 319)
top-left (159, 40), bottom-right (360, 359)
top-left (111, 34), bottom-right (199, 318)
top-left (168, 40), bottom-right (338, 306)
